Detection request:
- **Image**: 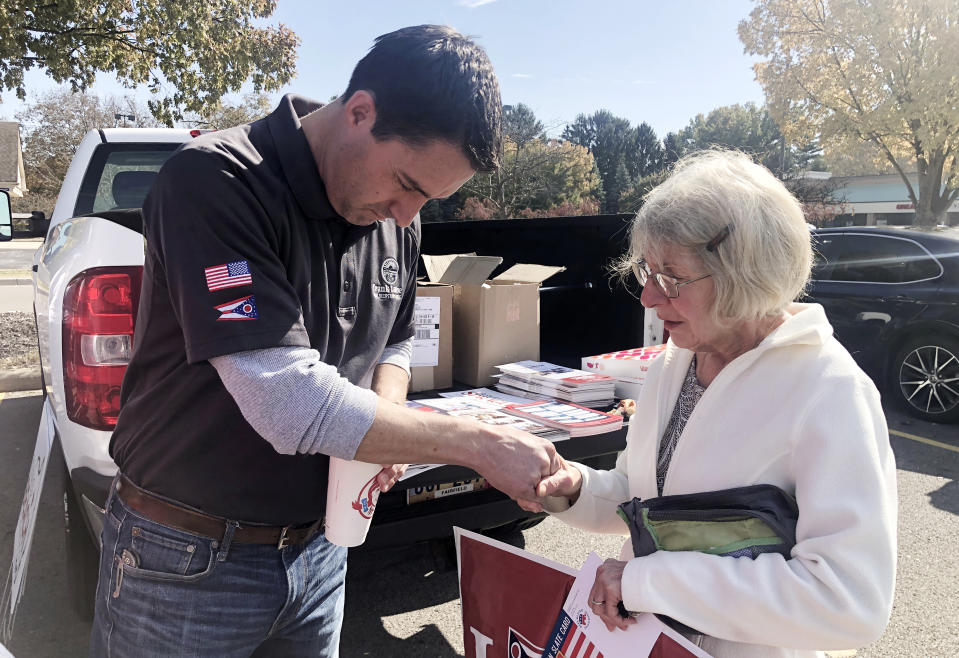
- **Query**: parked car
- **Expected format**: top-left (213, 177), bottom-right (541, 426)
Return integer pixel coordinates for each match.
top-left (808, 227), bottom-right (959, 423)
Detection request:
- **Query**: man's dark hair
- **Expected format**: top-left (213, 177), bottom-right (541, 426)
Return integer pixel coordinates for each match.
top-left (344, 25), bottom-right (503, 172)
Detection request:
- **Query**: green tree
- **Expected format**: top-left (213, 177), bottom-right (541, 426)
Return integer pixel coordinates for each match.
top-left (676, 102), bottom-right (788, 174)
top-left (740, 0), bottom-right (959, 228)
top-left (662, 132), bottom-right (683, 167)
top-left (619, 170), bottom-right (670, 214)
top-left (659, 102), bottom-right (839, 222)
top-left (563, 110), bottom-right (638, 213)
top-left (0, 1), bottom-right (299, 125)
top-left (627, 122), bottom-right (665, 180)
top-left (185, 93), bottom-right (275, 130)
top-left (458, 105), bottom-right (600, 219)
top-left (537, 139), bottom-right (603, 209)
top-left (459, 136), bottom-right (601, 219)
top-left (503, 103), bottom-right (544, 147)
top-left (13, 88), bottom-right (161, 215)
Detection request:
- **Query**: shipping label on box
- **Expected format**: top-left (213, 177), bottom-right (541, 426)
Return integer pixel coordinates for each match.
top-left (409, 283), bottom-right (453, 393)
top-left (411, 296), bottom-right (441, 367)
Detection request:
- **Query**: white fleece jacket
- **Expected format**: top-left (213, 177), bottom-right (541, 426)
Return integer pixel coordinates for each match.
top-left (551, 303), bottom-right (897, 658)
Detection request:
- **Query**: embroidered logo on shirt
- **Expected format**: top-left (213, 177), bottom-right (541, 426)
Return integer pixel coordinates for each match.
top-left (205, 260), bottom-right (252, 291)
top-left (215, 295), bottom-right (258, 321)
top-left (380, 257), bottom-right (399, 285)
top-left (373, 257), bottom-right (403, 300)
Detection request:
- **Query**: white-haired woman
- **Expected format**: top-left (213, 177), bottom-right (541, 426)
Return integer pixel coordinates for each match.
top-left (534, 151), bottom-right (897, 657)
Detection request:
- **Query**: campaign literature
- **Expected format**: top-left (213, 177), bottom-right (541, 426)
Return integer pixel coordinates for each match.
top-left (495, 360), bottom-right (616, 408)
top-left (412, 395), bottom-right (569, 442)
top-left (446, 407), bottom-right (569, 442)
top-left (544, 552), bottom-right (711, 658)
top-left (501, 401), bottom-right (623, 437)
top-left (497, 377), bottom-right (615, 406)
top-left (438, 387), bottom-right (533, 405)
top-left (581, 344), bottom-right (667, 400)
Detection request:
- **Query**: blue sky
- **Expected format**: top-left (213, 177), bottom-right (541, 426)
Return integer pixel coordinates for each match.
top-left (0, 0), bottom-right (766, 139)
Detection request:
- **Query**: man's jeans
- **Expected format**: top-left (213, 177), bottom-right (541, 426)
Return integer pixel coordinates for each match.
top-left (89, 486), bottom-right (347, 657)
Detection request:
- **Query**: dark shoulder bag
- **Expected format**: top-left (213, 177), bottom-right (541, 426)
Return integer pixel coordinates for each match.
top-left (616, 484), bottom-right (799, 635)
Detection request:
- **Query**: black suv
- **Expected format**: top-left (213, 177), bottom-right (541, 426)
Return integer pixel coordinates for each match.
top-left (808, 227), bottom-right (959, 423)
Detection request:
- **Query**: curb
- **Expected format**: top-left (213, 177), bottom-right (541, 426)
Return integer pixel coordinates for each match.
top-left (0, 278), bottom-right (32, 286)
top-left (0, 367), bottom-right (42, 393)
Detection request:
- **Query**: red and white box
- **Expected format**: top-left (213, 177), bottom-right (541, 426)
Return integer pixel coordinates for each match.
top-left (581, 345), bottom-right (667, 400)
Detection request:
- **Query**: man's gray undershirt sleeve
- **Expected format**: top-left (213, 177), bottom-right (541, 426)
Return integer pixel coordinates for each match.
top-left (377, 335), bottom-right (413, 377)
top-left (209, 346), bottom-right (379, 460)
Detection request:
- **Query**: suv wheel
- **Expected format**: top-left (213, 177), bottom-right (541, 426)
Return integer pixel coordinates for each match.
top-left (892, 334), bottom-right (959, 423)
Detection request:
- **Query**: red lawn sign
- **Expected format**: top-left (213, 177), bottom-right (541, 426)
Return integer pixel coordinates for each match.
top-left (457, 529), bottom-right (576, 658)
top-left (455, 528), bottom-right (710, 658)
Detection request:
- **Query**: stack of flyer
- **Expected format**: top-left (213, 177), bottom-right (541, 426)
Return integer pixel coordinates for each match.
top-left (581, 344), bottom-right (667, 400)
top-left (502, 400), bottom-right (623, 437)
top-left (408, 389), bottom-right (571, 442)
top-left (494, 360), bottom-right (616, 408)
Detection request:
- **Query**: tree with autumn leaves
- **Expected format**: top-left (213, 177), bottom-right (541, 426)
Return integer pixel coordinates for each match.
top-left (10, 1), bottom-right (955, 224)
top-left (455, 104), bottom-right (602, 220)
top-left (11, 89), bottom-right (275, 216)
top-left (0, 0), bottom-right (298, 125)
top-left (740, 0), bottom-right (959, 227)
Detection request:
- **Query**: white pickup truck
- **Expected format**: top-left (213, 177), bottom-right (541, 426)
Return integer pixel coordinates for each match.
top-left (28, 128), bottom-right (202, 617)
top-left (23, 127), bottom-right (638, 619)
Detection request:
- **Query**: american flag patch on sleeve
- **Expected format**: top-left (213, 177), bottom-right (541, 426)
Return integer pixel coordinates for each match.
top-left (205, 260), bottom-right (253, 291)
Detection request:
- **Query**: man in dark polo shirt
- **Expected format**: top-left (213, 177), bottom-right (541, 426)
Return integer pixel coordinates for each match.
top-left (91, 25), bottom-right (562, 657)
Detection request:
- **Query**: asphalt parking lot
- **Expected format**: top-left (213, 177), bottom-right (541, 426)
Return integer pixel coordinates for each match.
top-left (0, 390), bottom-right (956, 657)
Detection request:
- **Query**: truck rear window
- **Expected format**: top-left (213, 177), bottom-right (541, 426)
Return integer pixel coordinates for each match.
top-left (74, 143), bottom-right (180, 216)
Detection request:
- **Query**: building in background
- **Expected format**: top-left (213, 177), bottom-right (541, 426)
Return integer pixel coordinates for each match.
top-left (828, 173), bottom-right (959, 227)
top-left (0, 122), bottom-right (27, 198)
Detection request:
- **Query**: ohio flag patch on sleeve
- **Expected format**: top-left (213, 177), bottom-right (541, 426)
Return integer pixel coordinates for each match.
top-left (205, 260), bottom-right (253, 291)
top-left (215, 295), bottom-right (258, 321)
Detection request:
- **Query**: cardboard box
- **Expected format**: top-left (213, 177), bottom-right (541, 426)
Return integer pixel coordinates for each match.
top-left (581, 344), bottom-right (667, 400)
top-left (422, 254), bottom-right (565, 387)
top-left (409, 282), bottom-right (454, 392)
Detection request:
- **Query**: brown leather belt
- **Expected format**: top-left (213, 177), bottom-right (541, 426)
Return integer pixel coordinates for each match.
top-left (115, 475), bottom-right (324, 549)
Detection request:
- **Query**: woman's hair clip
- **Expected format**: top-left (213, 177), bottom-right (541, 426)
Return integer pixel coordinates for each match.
top-left (706, 225), bottom-right (731, 252)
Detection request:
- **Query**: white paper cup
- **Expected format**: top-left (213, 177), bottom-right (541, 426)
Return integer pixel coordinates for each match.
top-left (324, 457), bottom-right (382, 547)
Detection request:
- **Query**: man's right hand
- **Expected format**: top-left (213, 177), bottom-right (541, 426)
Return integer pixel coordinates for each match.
top-left (535, 453), bottom-right (582, 500)
top-left (471, 423), bottom-right (560, 504)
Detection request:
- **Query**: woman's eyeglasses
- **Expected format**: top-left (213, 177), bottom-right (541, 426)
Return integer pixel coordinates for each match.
top-left (629, 259), bottom-right (711, 299)
top-left (625, 225), bottom-right (730, 299)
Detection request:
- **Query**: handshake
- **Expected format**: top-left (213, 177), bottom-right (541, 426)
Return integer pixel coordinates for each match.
top-left (471, 424), bottom-right (584, 512)
top-left (361, 401), bottom-right (584, 510)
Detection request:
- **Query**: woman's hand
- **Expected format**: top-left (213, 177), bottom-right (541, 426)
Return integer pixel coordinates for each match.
top-left (536, 454), bottom-right (583, 500)
top-left (514, 454), bottom-right (584, 513)
top-left (375, 464), bottom-right (408, 492)
top-left (588, 559), bottom-right (637, 632)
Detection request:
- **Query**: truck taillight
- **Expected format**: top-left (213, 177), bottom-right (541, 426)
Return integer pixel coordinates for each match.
top-left (62, 267), bottom-right (143, 431)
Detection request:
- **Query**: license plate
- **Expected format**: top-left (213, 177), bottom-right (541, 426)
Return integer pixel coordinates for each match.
top-left (406, 477), bottom-right (489, 504)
